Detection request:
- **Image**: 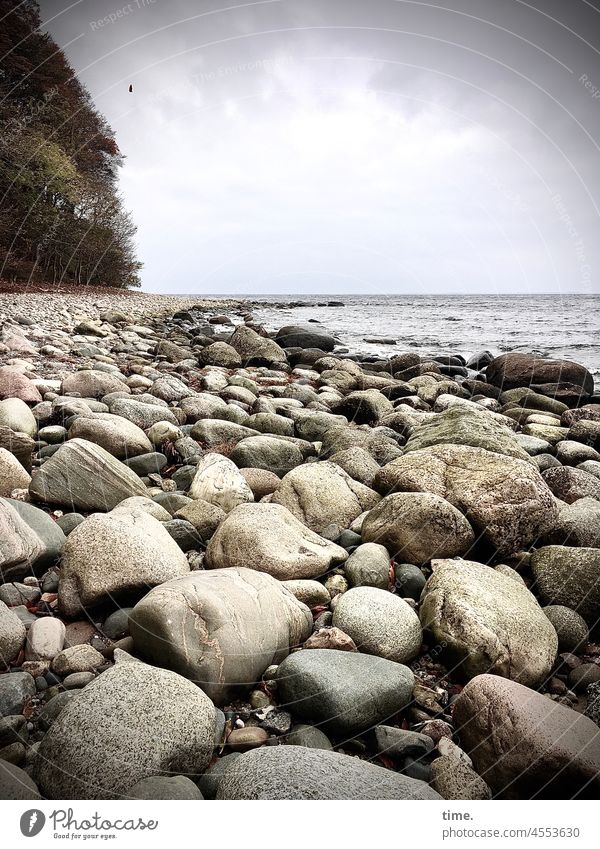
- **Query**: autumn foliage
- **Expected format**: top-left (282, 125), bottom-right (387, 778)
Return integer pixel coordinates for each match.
top-left (0, 0), bottom-right (142, 287)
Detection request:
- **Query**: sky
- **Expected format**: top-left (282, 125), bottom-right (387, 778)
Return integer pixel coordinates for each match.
top-left (37, 0), bottom-right (600, 295)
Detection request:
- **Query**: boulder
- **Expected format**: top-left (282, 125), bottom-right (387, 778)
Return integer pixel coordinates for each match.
top-left (328, 447), bottom-right (380, 487)
top-left (0, 367), bottom-right (42, 403)
top-left (29, 439), bottom-right (147, 511)
top-left (531, 546), bottom-right (600, 625)
top-left (32, 661), bottom-right (217, 799)
top-left (344, 542), bottom-right (390, 589)
top-left (275, 649), bottom-right (414, 734)
top-left (197, 342), bottom-right (242, 368)
top-left (332, 586), bottom-right (422, 663)
top-left (331, 389), bottom-right (393, 424)
top-left (188, 453), bottom-right (254, 512)
top-left (402, 406), bottom-right (530, 461)
top-left (174, 499), bottom-right (225, 539)
top-left (190, 420), bottom-right (259, 449)
top-left (108, 397), bottom-right (178, 429)
top-left (58, 508), bottom-right (190, 616)
top-left (205, 503), bottom-right (348, 579)
top-left (25, 617), bottom-right (65, 661)
top-left (543, 606), bottom-right (589, 652)
top-left (217, 746), bottom-right (440, 799)
top-left (420, 558), bottom-right (557, 687)
top-left (374, 444), bottom-right (557, 554)
top-left (542, 498), bottom-right (600, 547)
top-left (239, 467), bottom-right (281, 499)
top-left (0, 672), bottom-right (35, 716)
top-left (61, 370), bottom-right (129, 398)
top-left (361, 492), bottom-right (475, 564)
top-left (129, 568), bottom-right (312, 705)
top-left (126, 775), bottom-right (203, 800)
top-left (0, 761), bottom-right (42, 799)
top-left (276, 325), bottom-right (337, 351)
top-left (180, 393), bottom-right (246, 424)
top-left (0, 497), bottom-right (65, 581)
top-left (0, 398), bottom-right (37, 438)
top-left (68, 414), bottom-right (153, 459)
top-left (542, 466), bottom-right (600, 504)
top-left (228, 325), bottom-right (286, 365)
top-left (487, 353), bottom-right (594, 397)
top-left (230, 436), bottom-right (304, 477)
top-left (0, 601), bottom-right (26, 665)
top-left (0, 447), bottom-right (30, 496)
top-left (272, 461), bottom-right (380, 534)
top-left (454, 674), bottom-right (600, 798)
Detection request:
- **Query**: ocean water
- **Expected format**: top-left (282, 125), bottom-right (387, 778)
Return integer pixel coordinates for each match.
top-left (242, 294), bottom-right (600, 384)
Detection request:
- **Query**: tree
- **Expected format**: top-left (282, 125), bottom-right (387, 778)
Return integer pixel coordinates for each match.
top-left (0, 0), bottom-right (141, 287)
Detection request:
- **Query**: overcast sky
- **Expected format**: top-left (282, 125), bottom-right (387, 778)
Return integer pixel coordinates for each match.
top-left (38, 0), bottom-right (600, 295)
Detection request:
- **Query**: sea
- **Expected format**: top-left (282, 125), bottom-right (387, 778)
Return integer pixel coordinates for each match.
top-left (228, 294), bottom-right (600, 386)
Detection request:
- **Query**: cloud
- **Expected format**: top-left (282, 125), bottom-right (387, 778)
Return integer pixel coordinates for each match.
top-left (38, 0), bottom-right (600, 293)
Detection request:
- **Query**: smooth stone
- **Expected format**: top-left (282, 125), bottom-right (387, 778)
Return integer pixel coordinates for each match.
top-left (205, 502), bottom-right (348, 580)
top-left (0, 672), bottom-right (35, 717)
top-left (420, 558), bottom-right (558, 687)
top-left (275, 649), bottom-right (414, 735)
top-left (33, 661), bottom-right (217, 799)
top-left (217, 746), bottom-right (440, 799)
top-left (454, 674), bottom-right (600, 798)
top-left (543, 605), bottom-right (589, 651)
top-left (344, 543), bottom-right (390, 589)
top-left (126, 775), bottom-right (203, 800)
top-left (332, 586), bottom-right (422, 663)
top-left (129, 567), bottom-right (312, 705)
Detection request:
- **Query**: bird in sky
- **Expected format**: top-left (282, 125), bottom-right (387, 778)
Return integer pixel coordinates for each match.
top-left (128, 84), bottom-right (133, 93)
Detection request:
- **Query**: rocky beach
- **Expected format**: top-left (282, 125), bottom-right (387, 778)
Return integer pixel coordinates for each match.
top-left (1, 289), bottom-right (600, 801)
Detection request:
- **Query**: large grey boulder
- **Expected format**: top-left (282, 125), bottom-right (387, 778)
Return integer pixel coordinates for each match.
top-left (402, 406), bottom-right (531, 461)
top-left (0, 447), bottom-right (31, 496)
top-left (344, 542), bottom-right (390, 588)
top-left (205, 503), bottom-right (348, 579)
top-left (275, 649), bottom-right (414, 735)
top-left (276, 325), bottom-right (337, 351)
top-left (126, 775), bottom-right (203, 799)
top-left (230, 436), bottom-right (304, 477)
top-left (487, 352), bottom-right (594, 397)
top-left (0, 600), bottom-right (26, 664)
top-left (0, 398), bottom-right (37, 437)
top-left (190, 419), bottom-right (259, 449)
top-left (33, 660), bottom-right (217, 799)
top-left (58, 508), bottom-right (190, 616)
top-left (332, 586), bottom-right (422, 663)
top-left (129, 568), bottom-right (312, 705)
top-left (188, 453), bottom-right (254, 512)
top-left (542, 466), bottom-right (600, 504)
top-left (68, 414), bottom-right (153, 459)
top-left (108, 397), bottom-right (178, 429)
top-left (531, 546), bottom-right (600, 625)
top-left (0, 761), bottom-right (42, 800)
top-left (375, 444), bottom-right (557, 554)
top-left (331, 389), bottom-right (394, 424)
top-left (180, 393), bottom-right (246, 424)
top-left (228, 325), bottom-right (286, 365)
top-left (272, 461), bottom-right (380, 534)
top-left (0, 497), bottom-right (65, 581)
top-left (29, 439), bottom-right (147, 511)
top-left (361, 492), bottom-right (475, 564)
top-left (61, 370), bottom-right (129, 398)
top-left (420, 558), bottom-right (557, 687)
top-left (0, 672), bottom-right (35, 716)
top-left (454, 674), bottom-right (600, 798)
top-left (541, 497), bottom-right (600, 547)
top-left (217, 746), bottom-right (440, 799)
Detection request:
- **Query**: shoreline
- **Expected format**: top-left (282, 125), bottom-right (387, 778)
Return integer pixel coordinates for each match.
top-left (0, 290), bottom-right (599, 801)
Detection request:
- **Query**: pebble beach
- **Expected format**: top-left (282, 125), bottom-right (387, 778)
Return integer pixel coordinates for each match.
top-left (1, 289), bottom-right (600, 801)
